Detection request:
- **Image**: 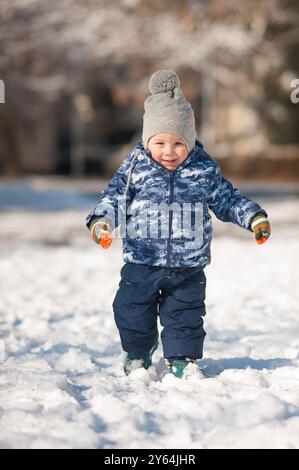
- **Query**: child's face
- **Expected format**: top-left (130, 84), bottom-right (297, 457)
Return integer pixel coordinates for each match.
top-left (147, 133), bottom-right (189, 171)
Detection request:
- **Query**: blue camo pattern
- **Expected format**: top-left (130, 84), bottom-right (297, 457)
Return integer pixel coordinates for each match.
top-left (85, 140), bottom-right (267, 267)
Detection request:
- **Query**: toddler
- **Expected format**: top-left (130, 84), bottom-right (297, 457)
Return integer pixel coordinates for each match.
top-left (85, 70), bottom-right (271, 378)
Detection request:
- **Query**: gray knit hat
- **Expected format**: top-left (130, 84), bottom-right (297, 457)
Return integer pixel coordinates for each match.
top-left (142, 69), bottom-right (196, 152)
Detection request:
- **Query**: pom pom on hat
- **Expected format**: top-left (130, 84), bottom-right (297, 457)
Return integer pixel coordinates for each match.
top-left (142, 69), bottom-right (196, 152)
top-left (149, 70), bottom-right (180, 95)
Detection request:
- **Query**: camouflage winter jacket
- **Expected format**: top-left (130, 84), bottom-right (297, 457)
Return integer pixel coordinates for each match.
top-left (85, 140), bottom-right (267, 268)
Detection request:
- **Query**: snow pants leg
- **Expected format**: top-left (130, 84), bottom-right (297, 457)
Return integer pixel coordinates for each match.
top-left (113, 263), bottom-right (207, 359)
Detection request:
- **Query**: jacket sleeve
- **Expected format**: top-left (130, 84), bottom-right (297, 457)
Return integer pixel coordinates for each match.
top-left (85, 155), bottom-right (134, 231)
top-left (208, 161), bottom-right (267, 231)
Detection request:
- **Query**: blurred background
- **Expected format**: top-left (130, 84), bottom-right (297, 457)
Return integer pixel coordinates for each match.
top-left (1, 0), bottom-right (299, 180)
top-left (0, 0), bottom-right (298, 232)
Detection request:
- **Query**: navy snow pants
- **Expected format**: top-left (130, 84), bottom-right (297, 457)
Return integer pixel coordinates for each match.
top-left (113, 263), bottom-right (207, 359)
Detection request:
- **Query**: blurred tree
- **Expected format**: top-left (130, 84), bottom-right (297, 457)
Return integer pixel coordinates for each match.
top-left (0, 0), bottom-right (298, 178)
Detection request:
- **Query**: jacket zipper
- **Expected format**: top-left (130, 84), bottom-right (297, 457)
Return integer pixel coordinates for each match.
top-left (166, 172), bottom-right (175, 267)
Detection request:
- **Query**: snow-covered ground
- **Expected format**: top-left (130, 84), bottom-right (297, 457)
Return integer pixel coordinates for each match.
top-left (0, 178), bottom-right (299, 449)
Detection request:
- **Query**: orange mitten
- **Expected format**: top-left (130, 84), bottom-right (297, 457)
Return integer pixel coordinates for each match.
top-left (91, 219), bottom-right (112, 249)
top-left (251, 213), bottom-right (271, 245)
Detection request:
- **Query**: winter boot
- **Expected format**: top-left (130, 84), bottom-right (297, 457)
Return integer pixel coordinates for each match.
top-left (124, 340), bottom-right (158, 376)
top-left (166, 357), bottom-right (199, 378)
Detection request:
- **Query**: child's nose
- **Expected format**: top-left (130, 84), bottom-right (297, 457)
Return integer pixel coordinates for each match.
top-left (164, 145), bottom-right (175, 156)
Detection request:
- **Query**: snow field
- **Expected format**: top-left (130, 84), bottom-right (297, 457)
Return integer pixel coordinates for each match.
top-left (0, 198), bottom-right (298, 448)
